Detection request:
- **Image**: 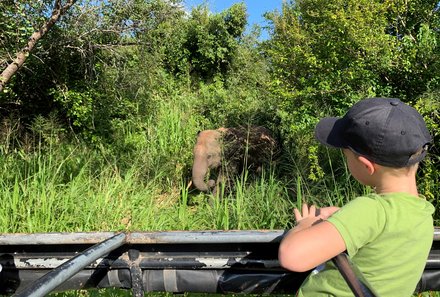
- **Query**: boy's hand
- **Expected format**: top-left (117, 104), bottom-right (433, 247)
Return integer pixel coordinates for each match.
top-left (292, 204), bottom-right (340, 233)
top-left (294, 203), bottom-right (318, 221)
top-left (279, 203), bottom-right (346, 272)
top-left (318, 206), bottom-right (340, 219)
top-left (292, 204), bottom-right (322, 233)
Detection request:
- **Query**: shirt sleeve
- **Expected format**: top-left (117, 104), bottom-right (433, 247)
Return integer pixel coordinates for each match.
top-left (327, 196), bottom-right (387, 257)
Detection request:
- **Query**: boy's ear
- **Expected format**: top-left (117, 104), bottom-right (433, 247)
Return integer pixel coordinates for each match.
top-left (357, 155), bottom-right (376, 175)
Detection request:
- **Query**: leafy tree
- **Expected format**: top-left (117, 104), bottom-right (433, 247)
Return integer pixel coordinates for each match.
top-left (0, 0), bottom-right (186, 139)
top-left (263, 0), bottom-right (439, 181)
top-left (384, 0), bottom-right (440, 98)
top-left (263, 0), bottom-right (439, 133)
top-left (157, 3), bottom-right (248, 82)
top-left (47, 0), bottom-right (185, 136)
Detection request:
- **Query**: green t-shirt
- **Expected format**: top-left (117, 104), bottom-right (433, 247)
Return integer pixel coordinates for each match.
top-left (297, 193), bottom-right (434, 297)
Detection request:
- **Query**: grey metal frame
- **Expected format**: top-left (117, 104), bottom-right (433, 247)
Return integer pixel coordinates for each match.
top-left (1, 228), bottom-right (439, 296)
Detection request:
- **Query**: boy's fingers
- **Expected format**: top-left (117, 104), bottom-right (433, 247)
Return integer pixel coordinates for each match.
top-left (295, 203), bottom-right (322, 223)
top-left (309, 205), bottom-right (316, 217)
top-left (302, 203), bottom-right (308, 217)
top-left (294, 208), bottom-right (302, 221)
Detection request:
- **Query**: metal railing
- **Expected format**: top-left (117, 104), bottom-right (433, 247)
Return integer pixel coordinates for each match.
top-left (1, 228), bottom-right (439, 296)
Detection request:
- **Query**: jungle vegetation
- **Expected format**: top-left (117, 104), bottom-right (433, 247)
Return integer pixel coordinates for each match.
top-left (1, 1), bottom-right (439, 296)
top-left (0, 0), bottom-right (439, 233)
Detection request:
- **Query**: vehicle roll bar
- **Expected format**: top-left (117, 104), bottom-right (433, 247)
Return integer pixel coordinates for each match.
top-left (0, 228), bottom-right (439, 296)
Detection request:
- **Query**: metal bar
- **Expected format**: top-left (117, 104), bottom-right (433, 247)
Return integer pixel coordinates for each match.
top-left (127, 230), bottom-right (286, 244)
top-left (6, 255), bottom-right (281, 270)
top-left (6, 251), bottom-right (440, 271)
top-left (0, 232), bottom-right (117, 245)
top-left (434, 227), bottom-right (440, 241)
top-left (12, 233), bottom-right (126, 297)
top-left (129, 249), bottom-right (144, 297)
top-left (1, 229), bottom-right (439, 295)
top-left (332, 253), bottom-right (377, 297)
top-left (130, 265), bottom-right (144, 296)
top-left (1, 227), bottom-right (439, 245)
top-left (0, 230), bottom-right (286, 245)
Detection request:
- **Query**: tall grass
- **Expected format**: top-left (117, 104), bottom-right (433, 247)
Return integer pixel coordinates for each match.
top-left (0, 95), bottom-right (436, 297)
top-left (0, 95), bottom-right (389, 234)
top-left (0, 97), bottom-right (313, 233)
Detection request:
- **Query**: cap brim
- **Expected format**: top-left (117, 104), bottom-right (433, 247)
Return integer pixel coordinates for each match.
top-left (314, 117), bottom-right (348, 148)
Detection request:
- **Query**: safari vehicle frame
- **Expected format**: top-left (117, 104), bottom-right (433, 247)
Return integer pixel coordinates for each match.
top-left (1, 228), bottom-right (439, 296)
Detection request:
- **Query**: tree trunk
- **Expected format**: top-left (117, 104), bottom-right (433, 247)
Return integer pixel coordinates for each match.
top-left (0, 0), bottom-right (77, 93)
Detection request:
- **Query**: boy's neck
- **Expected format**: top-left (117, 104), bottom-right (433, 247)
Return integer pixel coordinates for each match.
top-left (373, 169), bottom-right (419, 197)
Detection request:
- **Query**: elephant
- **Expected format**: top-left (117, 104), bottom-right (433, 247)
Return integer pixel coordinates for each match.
top-left (191, 126), bottom-right (279, 194)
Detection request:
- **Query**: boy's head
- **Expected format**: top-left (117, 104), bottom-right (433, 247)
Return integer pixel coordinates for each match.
top-left (314, 98), bottom-right (431, 168)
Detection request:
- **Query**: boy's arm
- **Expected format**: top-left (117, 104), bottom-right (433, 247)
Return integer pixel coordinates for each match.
top-left (278, 204), bottom-right (346, 272)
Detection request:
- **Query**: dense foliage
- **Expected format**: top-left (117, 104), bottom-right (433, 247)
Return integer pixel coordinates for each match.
top-left (263, 0), bottom-right (439, 211)
top-left (263, 0), bottom-right (440, 140)
top-left (0, 0), bottom-right (439, 231)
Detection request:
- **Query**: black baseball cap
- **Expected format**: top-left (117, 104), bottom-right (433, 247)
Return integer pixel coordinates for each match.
top-left (315, 98), bottom-right (432, 167)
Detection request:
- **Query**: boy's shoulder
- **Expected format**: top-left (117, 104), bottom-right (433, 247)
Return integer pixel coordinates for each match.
top-left (330, 193), bottom-right (434, 228)
top-left (347, 192), bottom-right (434, 210)
top-left (327, 192), bottom-right (433, 259)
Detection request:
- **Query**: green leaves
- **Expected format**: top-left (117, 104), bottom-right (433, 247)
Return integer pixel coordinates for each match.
top-left (264, 0), bottom-right (440, 128)
top-left (159, 3), bottom-right (247, 81)
top-left (51, 87), bottom-right (94, 130)
top-left (262, 0), bottom-right (440, 183)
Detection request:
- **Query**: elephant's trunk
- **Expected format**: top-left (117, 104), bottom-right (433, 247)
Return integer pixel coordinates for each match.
top-left (192, 157), bottom-right (210, 192)
top-left (192, 129), bottom-right (223, 192)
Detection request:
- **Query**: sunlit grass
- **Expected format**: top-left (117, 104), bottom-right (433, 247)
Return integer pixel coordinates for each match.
top-left (1, 98), bottom-right (437, 296)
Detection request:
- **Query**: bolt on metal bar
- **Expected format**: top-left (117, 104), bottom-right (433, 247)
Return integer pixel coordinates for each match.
top-left (12, 232), bottom-right (126, 297)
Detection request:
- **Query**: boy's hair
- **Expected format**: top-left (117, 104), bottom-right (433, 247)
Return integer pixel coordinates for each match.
top-left (314, 98), bottom-right (431, 168)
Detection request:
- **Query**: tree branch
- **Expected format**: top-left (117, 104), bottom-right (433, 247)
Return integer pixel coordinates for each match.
top-left (0, 0), bottom-right (77, 93)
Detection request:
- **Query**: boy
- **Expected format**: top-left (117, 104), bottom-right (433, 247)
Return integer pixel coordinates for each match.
top-left (278, 97), bottom-right (434, 296)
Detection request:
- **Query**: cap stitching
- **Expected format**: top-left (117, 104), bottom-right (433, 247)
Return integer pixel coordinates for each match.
top-left (372, 106), bottom-right (391, 161)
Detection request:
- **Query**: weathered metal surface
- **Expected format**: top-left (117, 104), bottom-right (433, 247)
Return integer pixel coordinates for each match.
top-left (5, 251), bottom-right (281, 271)
top-left (11, 233), bottom-right (126, 297)
top-left (127, 230), bottom-right (286, 244)
top-left (0, 228), bottom-right (439, 296)
top-left (1, 227), bottom-right (438, 244)
top-left (0, 230), bottom-right (297, 295)
top-left (128, 249), bottom-right (144, 297)
top-left (0, 232), bottom-right (117, 245)
top-left (426, 249), bottom-right (440, 268)
top-left (0, 230), bottom-right (286, 245)
top-left (433, 227), bottom-right (440, 241)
